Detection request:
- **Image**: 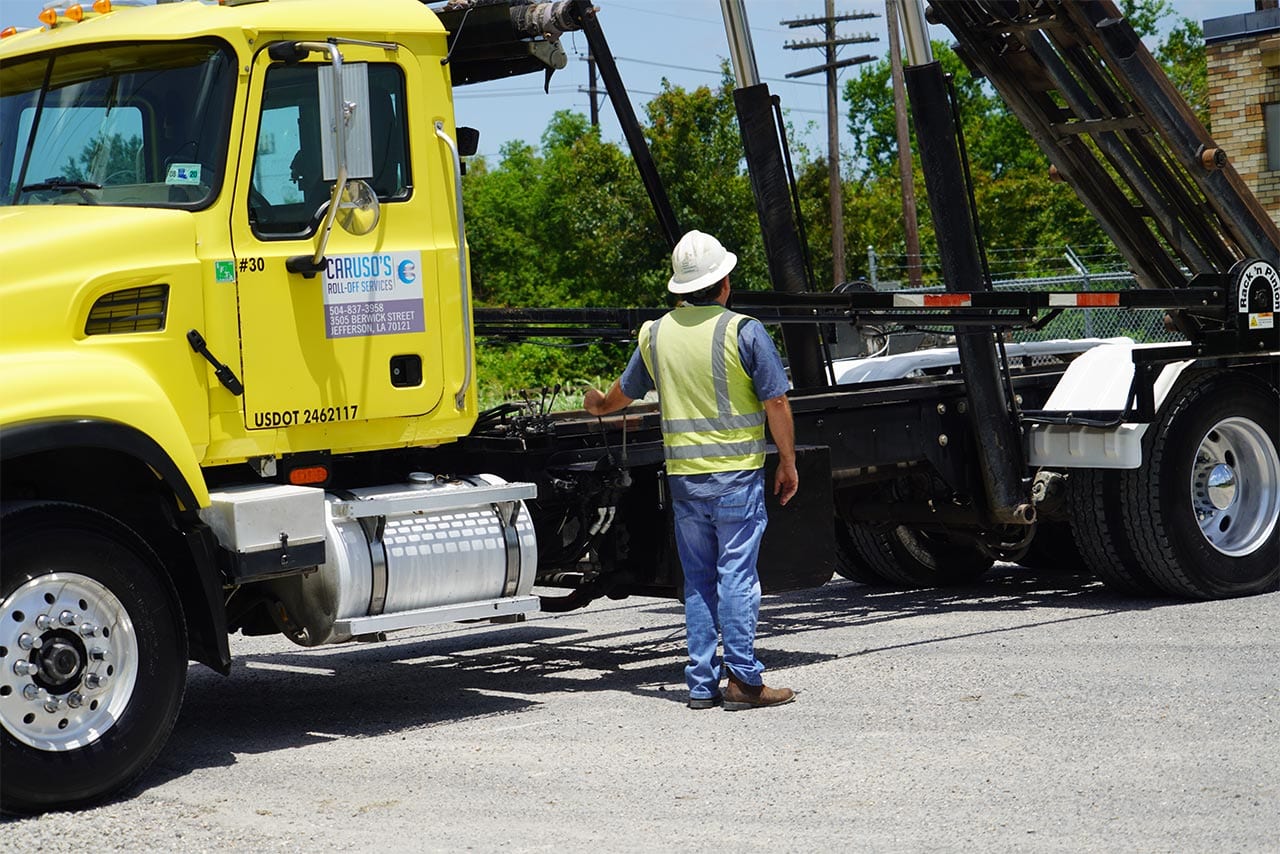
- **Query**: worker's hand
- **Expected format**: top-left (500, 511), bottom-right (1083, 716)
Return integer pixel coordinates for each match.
top-left (774, 459), bottom-right (798, 506)
top-left (583, 387), bottom-right (606, 416)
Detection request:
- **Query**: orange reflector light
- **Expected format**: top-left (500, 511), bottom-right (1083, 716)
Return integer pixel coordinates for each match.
top-left (288, 466), bottom-right (329, 486)
top-left (38, 7), bottom-right (58, 25)
top-left (1, 26), bottom-right (17, 37)
top-left (66, 4), bottom-right (85, 21)
top-left (93, 0), bottom-right (112, 11)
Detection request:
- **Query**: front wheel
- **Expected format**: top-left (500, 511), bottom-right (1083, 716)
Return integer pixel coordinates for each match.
top-left (0, 503), bottom-right (187, 814)
top-left (1120, 372), bottom-right (1280, 598)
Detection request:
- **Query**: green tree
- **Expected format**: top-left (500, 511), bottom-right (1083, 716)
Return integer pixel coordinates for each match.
top-left (834, 0), bottom-right (1206, 287)
top-left (464, 78), bottom-right (769, 396)
top-left (64, 132), bottom-right (143, 184)
top-left (643, 71), bottom-right (767, 291)
top-left (1157, 17), bottom-right (1208, 127)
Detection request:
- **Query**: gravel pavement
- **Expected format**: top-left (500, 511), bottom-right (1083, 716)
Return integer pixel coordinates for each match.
top-left (4, 564), bottom-right (1277, 853)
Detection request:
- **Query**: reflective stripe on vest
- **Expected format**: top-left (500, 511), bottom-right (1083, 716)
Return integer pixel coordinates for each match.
top-left (639, 305), bottom-right (766, 475)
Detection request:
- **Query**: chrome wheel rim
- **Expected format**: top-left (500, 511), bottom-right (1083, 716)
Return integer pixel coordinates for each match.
top-left (1190, 417), bottom-right (1280, 557)
top-left (0, 573), bottom-right (139, 751)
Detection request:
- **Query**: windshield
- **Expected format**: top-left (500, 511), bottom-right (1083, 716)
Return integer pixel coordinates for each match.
top-left (0, 39), bottom-right (235, 208)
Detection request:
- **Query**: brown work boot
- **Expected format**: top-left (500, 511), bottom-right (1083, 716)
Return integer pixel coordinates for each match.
top-left (722, 672), bottom-right (796, 711)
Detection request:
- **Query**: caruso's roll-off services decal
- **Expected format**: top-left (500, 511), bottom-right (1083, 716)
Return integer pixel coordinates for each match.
top-left (322, 251), bottom-right (425, 339)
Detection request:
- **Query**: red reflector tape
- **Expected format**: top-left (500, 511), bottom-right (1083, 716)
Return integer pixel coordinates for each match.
top-left (924, 294), bottom-right (972, 307)
top-left (892, 294), bottom-right (973, 307)
top-left (1049, 293), bottom-right (1121, 307)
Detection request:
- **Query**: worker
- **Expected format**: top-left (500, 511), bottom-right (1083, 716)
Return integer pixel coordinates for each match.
top-left (583, 230), bottom-right (798, 711)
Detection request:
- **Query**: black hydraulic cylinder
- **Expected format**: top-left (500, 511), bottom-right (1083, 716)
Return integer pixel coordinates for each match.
top-left (903, 61), bottom-right (1032, 526)
top-left (734, 83), bottom-right (826, 390)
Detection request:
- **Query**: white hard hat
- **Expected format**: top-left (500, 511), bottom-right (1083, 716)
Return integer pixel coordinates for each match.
top-left (667, 230), bottom-right (738, 294)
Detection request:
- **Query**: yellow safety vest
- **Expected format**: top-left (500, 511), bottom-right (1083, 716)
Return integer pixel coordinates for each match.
top-left (638, 304), bottom-right (767, 475)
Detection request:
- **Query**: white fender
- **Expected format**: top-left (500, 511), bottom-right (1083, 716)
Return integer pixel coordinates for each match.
top-left (1026, 341), bottom-right (1194, 469)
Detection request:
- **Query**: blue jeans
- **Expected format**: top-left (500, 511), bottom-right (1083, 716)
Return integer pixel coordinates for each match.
top-left (673, 475), bottom-right (767, 699)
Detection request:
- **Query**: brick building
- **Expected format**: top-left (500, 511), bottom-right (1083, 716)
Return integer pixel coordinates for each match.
top-left (1205, 0), bottom-right (1280, 224)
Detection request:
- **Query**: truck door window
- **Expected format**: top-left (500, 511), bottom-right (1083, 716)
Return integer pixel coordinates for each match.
top-left (249, 63), bottom-right (410, 239)
top-left (0, 40), bottom-right (235, 208)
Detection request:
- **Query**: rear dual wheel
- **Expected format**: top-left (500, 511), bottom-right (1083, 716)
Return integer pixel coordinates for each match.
top-left (841, 521), bottom-right (993, 588)
top-left (1069, 372), bottom-right (1279, 598)
top-left (1067, 467), bottom-right (1159, 595)
top-left (1121, 373), bottom-right (1279, 598)
top-left (832, 517), bottom-right (883, 585)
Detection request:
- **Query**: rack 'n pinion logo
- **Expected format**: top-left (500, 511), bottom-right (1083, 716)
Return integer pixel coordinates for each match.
top-left (1236, 261), bottom-right (1280, 311)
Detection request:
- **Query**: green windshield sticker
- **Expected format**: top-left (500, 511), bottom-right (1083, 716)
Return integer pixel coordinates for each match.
top-left (214, 260), bottom-right (236, 283)
top-left (166, 163), bottom-right (202, 185)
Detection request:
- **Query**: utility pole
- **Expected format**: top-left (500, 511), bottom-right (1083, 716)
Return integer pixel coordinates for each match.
top-left (782, 4), bottom-right (878, 287)
top-left (885, 0), bottom-right (923, 288)
top-left (584, 54), bottom-right (600, 127)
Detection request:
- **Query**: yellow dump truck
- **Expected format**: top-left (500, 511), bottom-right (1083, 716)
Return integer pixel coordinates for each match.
top-left (2, 0), bottom-right (1276, 815)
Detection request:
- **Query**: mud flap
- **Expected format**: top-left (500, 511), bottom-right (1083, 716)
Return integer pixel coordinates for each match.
top-left (758, 444), bottom-right (835, 593)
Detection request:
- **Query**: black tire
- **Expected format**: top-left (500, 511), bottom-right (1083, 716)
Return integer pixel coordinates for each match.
top-left (0, 502), bottom-right (187, 814)
top-left (847, 523), bottom-right (993, 588)
top-left (1066, 467), bottom-right (1161, 595)
top-left (1119, 372), bottom-right (1280, 599)
top-left (832, 516), bottom-right (886, 585)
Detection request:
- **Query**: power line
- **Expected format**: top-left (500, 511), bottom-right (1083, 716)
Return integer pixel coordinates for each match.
top-left (611, 55), bottom-right (824, 87)
top-left (455, 87), bottom-right (579, 99)
top-left (603, 0), bottom-right (787, 34)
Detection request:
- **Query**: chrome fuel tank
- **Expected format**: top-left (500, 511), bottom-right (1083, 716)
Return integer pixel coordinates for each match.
top-left (267, 474), bottom-right (537, 646)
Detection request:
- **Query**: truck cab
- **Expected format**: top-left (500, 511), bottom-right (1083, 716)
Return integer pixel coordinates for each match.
top-left (0, 0), bottom-right (477, 482)
top-left (0, 0), bottom-right (549, 814)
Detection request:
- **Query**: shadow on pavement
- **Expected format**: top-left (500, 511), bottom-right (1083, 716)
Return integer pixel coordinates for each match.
top-left (146, 560), bottom-right (1181, 791)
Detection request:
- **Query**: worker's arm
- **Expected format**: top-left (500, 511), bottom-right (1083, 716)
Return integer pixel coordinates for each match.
top-left (583, 378), bottom-right (635, 416)
top-left (763, 393), bottom-right (798, 506)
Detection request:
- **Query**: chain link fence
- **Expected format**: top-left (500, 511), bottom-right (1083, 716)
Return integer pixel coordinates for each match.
top-left (863, 245), bottom-right (1183, 345)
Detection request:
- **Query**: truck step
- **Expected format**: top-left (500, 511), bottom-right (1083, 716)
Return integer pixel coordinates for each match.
top-left (335, 594), bottom-right (540, 636)
top-left (329, 480), bottom-right (536, 520)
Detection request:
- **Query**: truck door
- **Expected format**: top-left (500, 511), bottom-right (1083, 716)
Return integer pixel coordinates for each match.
top-left (229, 45), bottom-right (443, 432)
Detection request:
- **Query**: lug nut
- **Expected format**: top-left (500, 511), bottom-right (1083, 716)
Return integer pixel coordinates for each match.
top-left (22, 684), bottom-right (42, 701)
top-left (44, 698), bottom-right (61, 713)
top-left (67, 692), bottom-right (84, 709)
top-left (17, 633), bottom-right (42, 651)
top-left (13, 660), bottom-right (39, 677)
top-left (58, 610), bottom-right (79, 627)
top-left (86, 673), bottom-right (109, 690)
top-left (90, 648), bottom-right (110, 662)
top-left (35, 614), bottom-right (53, 630)
top-left (79, 623), bottom-right (98, 638)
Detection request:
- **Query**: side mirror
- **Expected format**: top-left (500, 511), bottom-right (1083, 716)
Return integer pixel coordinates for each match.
top-left (457, 126), bottom-right (480, 157)
top-left (335, 179), bottom-right (381, 236)
top-left (319, 62), bottom-right (374, 181)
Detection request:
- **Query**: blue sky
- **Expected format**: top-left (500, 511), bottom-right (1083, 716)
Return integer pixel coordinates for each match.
top-left (1, 0), bottom-right (1252, 158)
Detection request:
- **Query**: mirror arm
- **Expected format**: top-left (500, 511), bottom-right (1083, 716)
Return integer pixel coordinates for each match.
top-left (286, 41), bottom-right (349, 278)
